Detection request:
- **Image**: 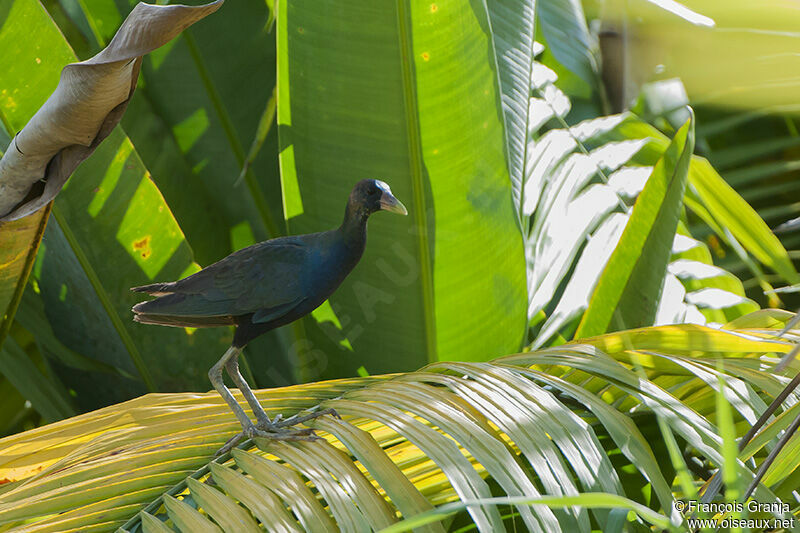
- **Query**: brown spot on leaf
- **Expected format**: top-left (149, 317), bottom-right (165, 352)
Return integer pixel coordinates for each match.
top-left (133, 236), bottom-right (152, 260)
top-left (133, 236), bottom-right (150, 250)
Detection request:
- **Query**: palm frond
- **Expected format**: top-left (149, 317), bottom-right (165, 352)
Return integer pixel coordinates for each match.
top-left (519, 52), bottom-right (758, 347)
top-left (1, 313), bottom-right (799, 532)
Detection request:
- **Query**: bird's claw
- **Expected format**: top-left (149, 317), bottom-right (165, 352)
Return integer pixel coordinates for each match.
top-left (246, 425), bottom-right (319, 440)
top-left (215, 408), bottom-right (339, 456)
top-left (216, 424), bottom-right (321, 456)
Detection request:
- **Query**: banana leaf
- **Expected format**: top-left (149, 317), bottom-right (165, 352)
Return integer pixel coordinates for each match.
top-left (61, 0), bottom-right (294, 386)
top-left (0, 0), bottom-right (235, 406)
top-left (277, 0), bottom-right (528, 379)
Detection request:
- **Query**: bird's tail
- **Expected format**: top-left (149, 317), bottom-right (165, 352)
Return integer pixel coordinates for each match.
top-left (132, 312), bottom-right (234, 328)
top-left (130, 282), bottom-right (175, 296)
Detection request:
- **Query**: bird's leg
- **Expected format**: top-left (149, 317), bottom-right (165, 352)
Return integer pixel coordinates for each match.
top-left (223, 349), bottom-right (273, 428)
top-left (212, 348), bottom-right (340, 456)
top-left (224, 355), bottom-right (320, 435)
top-left (223, 348), bottom-right (336, 434)
top-left (209, 346), bottom-right (255, 432)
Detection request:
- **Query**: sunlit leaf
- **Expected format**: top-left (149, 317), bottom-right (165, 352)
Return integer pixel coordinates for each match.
top-left (577, 113), bottom-right (695, 337)
top-left (277, 0), bottom-right (528, 379)
top-left (66, 0), bottom-right (285, 261)
top-left (537, 0), bottom-right (598, 86)
top-left (0, 0), bottom-right (235, 405)
top-left (66, 0), bottom-right (293, 387)
top-left (590, 114), bottom-right (799, 286)
top-left (1, 317), bottom-right (797, 531)
top-left (486, 0), bottom-right (536, 221)
top-left (0, 0), bottom-right (223, 221)
top-left (0, 206), bottom-right (49, 352)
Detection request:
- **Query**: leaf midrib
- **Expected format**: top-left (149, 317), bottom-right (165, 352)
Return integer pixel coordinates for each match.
top-left (0, 205), bottom-right (51, 355)
top-left (181, 31), bottom-right (281, 239)
top-left (395, 1), bottom-right (436, 362)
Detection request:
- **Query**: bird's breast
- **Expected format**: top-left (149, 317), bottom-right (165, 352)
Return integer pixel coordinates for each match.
top-left (306, 243), bottom-right (360, 298)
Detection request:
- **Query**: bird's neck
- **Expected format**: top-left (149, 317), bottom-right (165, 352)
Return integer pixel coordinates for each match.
top-left (339, 203), bottom-right (368, 251)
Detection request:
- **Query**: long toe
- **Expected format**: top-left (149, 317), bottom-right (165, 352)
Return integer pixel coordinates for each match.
top-left (251, 427), bottom-right (321, 442)
top-left (274, 407), bottom-right (339, 428)
top-left (216, 431), bottom-right (245, 456)
top-left (256, 425), bottom-right (316, 437)
top-left (254, 420), bottom-right (280, 433)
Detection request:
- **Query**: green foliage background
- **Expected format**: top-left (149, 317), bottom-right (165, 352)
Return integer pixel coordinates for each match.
top-left (0, 0), bottom-right (799, 453)
top-left (3, 0), bottom-right (800, 531)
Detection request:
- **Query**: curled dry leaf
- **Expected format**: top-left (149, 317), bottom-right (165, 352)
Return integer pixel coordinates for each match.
top-left (0, 0), bottom-right (224, 221)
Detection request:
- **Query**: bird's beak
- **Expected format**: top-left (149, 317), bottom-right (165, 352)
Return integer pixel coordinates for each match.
top-left (379, 191), bottom-right (408, 215)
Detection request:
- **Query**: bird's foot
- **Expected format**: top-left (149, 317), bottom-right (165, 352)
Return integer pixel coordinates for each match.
top-left (215, 409), bottom-right (339, 456)
top-left (216, 424), bottom-right (318, 456)
top-left (266, 407), bottom-right (340, 429)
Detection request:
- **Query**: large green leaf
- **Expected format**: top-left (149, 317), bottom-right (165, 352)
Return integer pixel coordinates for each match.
top-left (513, 57), bottom-right (751, 347)
top-left (577, 114), bottom-right (695, 337)
top-left (0, 0), bottom-right (233, 404)
top-left (588, 114), bottom-right (800, 288)
top-left (58, 0), bottom-right (283, 260)
top-left (0, 128), bottom-right (33, 350)
top-left (2, 315), bottom-right (799, 531)
top-left (277, 0), bottom-right (528, 379)
top-left (15, 285), bottom-right (124, 376)
top-left (132, 0), bottom-right (282, 254)
top-left (0, 207), bottom-right (49, 350)
top-left (0, 0), bottom-right (226, 222)
top-left (536, 0), bottom-right (598, 87)
top-left (0, 0), bottom-right (72, 351)
top-left (0, 336), bottom-right (74, 423)
top-left (485, 0), bottom-right (536, 221)
top-left (62, 0), bottom-right (295, 386)
top-left (668, 229), bottom-right (758, 324)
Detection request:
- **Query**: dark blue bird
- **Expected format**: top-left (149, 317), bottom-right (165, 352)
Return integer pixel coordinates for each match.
top-left (131, 179), bottom-right (406, 453)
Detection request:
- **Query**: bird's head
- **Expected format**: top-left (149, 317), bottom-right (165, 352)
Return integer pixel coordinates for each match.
top-left (349, 179), bottom-right (408, 218)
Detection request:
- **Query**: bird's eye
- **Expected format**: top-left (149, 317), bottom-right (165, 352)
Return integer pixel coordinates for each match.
top-left (369, 187), bottom-right (379, 196)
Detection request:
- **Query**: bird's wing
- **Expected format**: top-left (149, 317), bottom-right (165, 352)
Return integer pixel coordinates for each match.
top-left (133, 239), bottom-right (311, 318)
top-left (251, 298), bottom-right (307, 324)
